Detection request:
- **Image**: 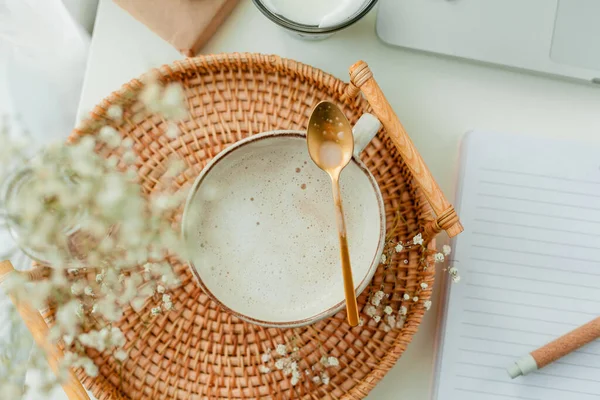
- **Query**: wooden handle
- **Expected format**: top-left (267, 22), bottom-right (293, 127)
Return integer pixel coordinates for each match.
top-left (0, 261), bottom-right (90, 400)
top-left (331, 178), bottom-right (359, 327)
top-left (348, 61), bottom-right (463, 238)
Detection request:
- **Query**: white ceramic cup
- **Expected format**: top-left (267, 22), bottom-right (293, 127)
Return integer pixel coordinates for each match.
top-left (182, 114), bottom-right (385, 328)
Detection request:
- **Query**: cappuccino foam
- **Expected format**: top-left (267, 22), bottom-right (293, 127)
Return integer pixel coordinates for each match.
top-left (185, 136), bottom-right (382, 323)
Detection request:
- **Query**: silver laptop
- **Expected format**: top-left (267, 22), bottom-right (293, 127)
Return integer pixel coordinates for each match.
top-left (376, 0), bottom-right (600, 83)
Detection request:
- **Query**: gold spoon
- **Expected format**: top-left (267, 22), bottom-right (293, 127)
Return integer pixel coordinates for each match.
top-left (307, 101), bottom-right (359, 327)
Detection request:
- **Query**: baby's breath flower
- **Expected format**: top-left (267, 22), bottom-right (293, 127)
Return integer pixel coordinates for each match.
top-left (434, 253), bottom-right (445, 263)
top-left (373, 315), bottom-right (381, 323)
top-left (261, 353), bottom-right (271, 363)
top-left (106, 105), bottom-right (123, 120)
top-left (365, 305), bottom-right (377, 317)
top-left (399, 306), bottom-right (407, 316)
top-left (358, 318), bottom-right (364, 327)
top-left (165, 122), bottom-right (180, 139)
top-left (84, 286), bottom-right (94, 296)
top-left (420, 282), bottom-right (428, 289)
top-left (424, 300), bottom-right (432, 310)
top-left (162, 294), bottom-right (171, 303)
top-left (327, 356), bottom-right (339, 367)
top-left (412, 296), bottom-right (419, 302)
top-left (312, 375), bottom-right (321, 384)
top-left (157, 285), bottom-right (165, 294)
top-left (448, 267), bottom-right (457, 275)
top-left (258, 365), bottom-right (271, 373)
top-left (321, 372), bottom-right (330, 385)
top-left (275, 359), bottom-right (285, 370)
top-left (151, 307), bottom-right (161, 316)
top-left (371, 290), bottom-right (385, 306)
top-left (442, 245), bottom-right (452, 256)
top-left (452, 275), bottom-right (461, 283)
top-left (403, 293), bottom-right (410, 301)
top-left (380, 253), bottom-right (387, 264)
top-left (99, 126), bottom-right (121, 148)
top-left (276, 344), bottom-right (287, 356)
top-left (384, 306), bottom-right (393, 315)
top-left (413, 233), bottom-right (424, 245)
top-left (386, 315), bottom-right (396, 328)
top-left (114, 349), bottom-right (128, 362)
top-left (164, 302), bottom-right (174, 311)
top-left (95, 273), bottom-right (104, 283)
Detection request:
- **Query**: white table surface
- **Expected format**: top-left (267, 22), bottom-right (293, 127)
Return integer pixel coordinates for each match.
top-left (75, 1), bottom-right (600, 399)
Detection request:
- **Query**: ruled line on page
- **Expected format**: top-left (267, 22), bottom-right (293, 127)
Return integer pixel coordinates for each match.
top-left (461, 322), bottom-right (557, 337)
top-left (454, 388), bottom-right (541, 400)
top-left (466, 283), bottom-right (600, 304)
top-left (459, 335), bottom-right (600, 357)
top-left (474, 218), bottom-right (600, 238)
top-left (470, 257), bottom-right (600, 277)
top-left (476, 206), bottom-right (600, 224)
top-left (455, 363), bottom-right (600, 384)
top-left (466, 270), bottom-right (600, 291)
top-left (477, 193), bottom-right (600, 212)
top-left (459, 349), bottom-right (600, 370)
top-left (463, 296), bottom-right (599, 317)
top-left (471, 244), bottom-right (600, 264)
top-left (463, 309), bottom-right (580, 327)
top-left (472, 231), bottom-right (600, 251)
top-left (456, 375), bottom-right (600, 396)
top-left (479, 167), bottom-right (600, 185)
top-left (478, 180), bottom-right (600, 198)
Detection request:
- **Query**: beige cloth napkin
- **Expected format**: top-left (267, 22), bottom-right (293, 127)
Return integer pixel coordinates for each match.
top-left (114, 0), bottom-right (239, 56)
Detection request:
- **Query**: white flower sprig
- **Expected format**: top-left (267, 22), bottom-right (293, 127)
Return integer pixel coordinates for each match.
top-left (0, 79), bottom-right (190, 396)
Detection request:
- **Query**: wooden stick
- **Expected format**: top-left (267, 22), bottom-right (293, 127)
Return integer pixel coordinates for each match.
top-left (348, 61), bottom-right (464, 238)
top-left (0, 260), bottom-right (90, 400)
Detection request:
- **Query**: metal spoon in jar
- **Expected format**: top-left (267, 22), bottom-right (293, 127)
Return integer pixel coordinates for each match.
top-left (306, 101), bottom-right (359, 327)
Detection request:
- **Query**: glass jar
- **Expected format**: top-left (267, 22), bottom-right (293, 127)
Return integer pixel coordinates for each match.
top-left (252, 0), bottom-right (378, 40)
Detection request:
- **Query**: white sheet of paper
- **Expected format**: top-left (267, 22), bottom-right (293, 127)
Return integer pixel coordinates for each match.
top-left (433, 131), bottom-right (600, 400)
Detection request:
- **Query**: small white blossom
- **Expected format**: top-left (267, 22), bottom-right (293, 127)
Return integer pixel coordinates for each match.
top-left (99, 126), bottom-right (121, 148)
top-left (380, 253), bottom-right (387, 263)
top-left (107, 105), bottom-right (123, 120)
top-left (259, 365), bottom-right (271, 373)
top-left (395, 243), bottom-right (403, 253)
top-left (275, 359), bottom-right (285, 370)
top-left (413, 233), bottom-right (424, 245)
top-left (434, 253), bottom-right (445, 263)
top-left (151, 307), bottom-right (161, 316)
top-left (424, 300), bottom-right (432, 310)
top-left (386, 315), bottom-right (396, 329)
top-left (449, 267), bottom-right (458, 275)
top-left (114, 349), bottom-right (128, 362)
top-left (261, 353), bottom-right (271, 363)
top-left (321, 372), bottom-right (330, 385)
top-left (84, 286), bottom-right (94, 296)
top-left (396, 318), bottom-right (405, 329)
top-left (164, 302), bottom-right (174, 311)
top-left (373, 315), bottom-right (381, 323)
top-left (157, 285), bottom-right (165, 294)
top-left (358, 318), bottom-right (364, 326)
top-left (403, 293), bottom-right (410, 301)
top-left (452, 275), bottom-right (461, 283)
top-left (442, 245), bottom-right (452, 256)
top-left (327, 356), bottom-right (339, 367)
top-left (95, 274), bottom-right (104, 283)
top-left (312, 375), bottom-right (321, 384)
top-left (413, 296), bottom-right (419, 302)
top-left (365, 305), bottom-right (377, 317)
top-left (162, 294), bottom-right (171, 303)
top-left (276, 344), bottom-right (287, 356)
top-left (384, 306), bottom-right (393, 315)
top-left (399, 306), bottom-right (408, 316)
top-left (420, 282), bottom-right (428, 290)
top-left (165, 122), bottom-right (180, 139)
top-left (371, 290), bottom-right (385, 306)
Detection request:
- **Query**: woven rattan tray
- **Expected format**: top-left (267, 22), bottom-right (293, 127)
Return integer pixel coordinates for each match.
top-left (68, 53), bottom-right (455, 400)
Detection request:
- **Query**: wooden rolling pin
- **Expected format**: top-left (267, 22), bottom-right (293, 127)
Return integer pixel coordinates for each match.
top-left (348, 61), bottom-right (464, 238)
top-left (0, 260), bottom-right (90, 400)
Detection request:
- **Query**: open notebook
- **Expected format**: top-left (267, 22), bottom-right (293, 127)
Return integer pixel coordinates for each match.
top-left (433, 131), bottom-right (600, 400)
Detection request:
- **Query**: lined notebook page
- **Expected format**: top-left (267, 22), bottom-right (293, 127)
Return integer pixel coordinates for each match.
top-left (433, 131), bottom-right (600, 400)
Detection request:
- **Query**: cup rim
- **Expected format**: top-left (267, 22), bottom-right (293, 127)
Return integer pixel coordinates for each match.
top-left (251, 0), bottom-right (379, 35)
top-left (182, 130), bottom-right (386, 328)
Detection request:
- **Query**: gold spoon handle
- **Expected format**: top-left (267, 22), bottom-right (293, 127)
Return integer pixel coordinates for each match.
top-left (330, 177), bottom-right (359, 327)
